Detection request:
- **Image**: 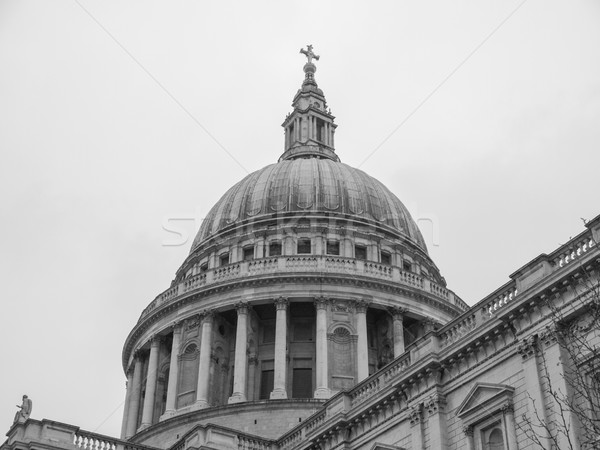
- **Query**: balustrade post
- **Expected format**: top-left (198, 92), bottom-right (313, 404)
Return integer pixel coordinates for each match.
top-left (314, 297), bottom-right (331, 398)
top-left (195, 311), bottom-right (214, 408)
top-left (355, 300), bottom-right (369, 382)
top-left (140, 337), bottom-right (161, 429)
top-left (229, 303), bottom-right (249, 403)
top-left (271, 297), bottom-right (289, 399)
top-left (162, 322), bottom-right (182, 419)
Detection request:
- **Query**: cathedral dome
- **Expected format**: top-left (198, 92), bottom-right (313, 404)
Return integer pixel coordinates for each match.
top-left (191, 158), bottom-right (427, 252)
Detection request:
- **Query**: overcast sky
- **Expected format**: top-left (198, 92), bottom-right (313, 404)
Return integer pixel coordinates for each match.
top-left (1, 0), bottom-right (599, 438)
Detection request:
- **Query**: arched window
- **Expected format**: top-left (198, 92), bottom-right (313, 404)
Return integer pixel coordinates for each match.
top-left (485, 427), bottom-right (505, 450)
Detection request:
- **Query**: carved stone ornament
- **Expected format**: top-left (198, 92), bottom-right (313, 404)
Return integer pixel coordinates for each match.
top-left (516, 336), bottom-right (537, 360)
top-left (201, 309), bottom-right (215, 323)
top-left (314, 296), bottom-right (329, 310)
top-left (389, 306), bottom-right (408, 320)
top-left (185, 316), bottom-right (200, 330)
top-left (354, 300), bottom-right (370, 314)
top-left (408, 404), bottom-right (422, 426)
top-left (425, 393), bottom-right (446, 416)
top-left (333, 300), bottom-right (350, 313)
top-left (462, 425), bottom-right (474, 437)
top-left (234, 302), bottom-right (249, 315)
top-left (274, 297), bottom-right (289, 310)
top-left (501, 401), bottom-right (514, 413)
top-left (538, 325), bottom-right (559, 347)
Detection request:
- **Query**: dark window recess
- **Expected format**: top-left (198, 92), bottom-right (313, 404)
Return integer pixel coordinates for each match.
top-left (200, 263), bottom-right (208, 272)
top-left (263, 324), bottom-right (276, 344)
top-left (219, 253), bottom-right (230, 266)
top-left (403, 261), bottom-right (412, 272)
top-left (381, 251), bottom-right (391, 265)
top-left (293, 322), bottom-right (313, 341)
top-left (292, 368), bottom-right (313, 398)
top-left (259, 370), bottom-right (274, 399)
top-left (243, 246), bottom-right (254, 261)
top-left (297, 238), bottom-right (311, 254)
top-left (326, 240), bottom-right (340, 255)
top-left (316, 118), bottom-right (325, 142)
top-left (355, 245), bottom-right (367, 260)
top-left (269, 242), bottom-right (282, 256)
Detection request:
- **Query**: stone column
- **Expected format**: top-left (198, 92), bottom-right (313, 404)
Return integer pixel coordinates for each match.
top-left (516, 335), bottom-right (552, 449)
top-left (120, 371), bottom-right (133, 439)
top-left (409, 404), bottom-right (424, 450)
top-left (125, 354), bottom-right (143, 438)
top-left (162, 323), bottom-right (182, 419)
top-left (390, 307), bottom-right (406, 356)
top-left (425, 393), bottom-right (448, 450)
top-left (140, 337), bottom-right (161, 429)
top-left (314, 297), bottom-right (331, 398)
top-left (195, 311), bottom-right (214, 409)
top-left (355, 300), bottom-right (369, 382)
top-left (229, 303), bottom-right (249, 403)
top-left (271, 297), bottom-right (289, 399)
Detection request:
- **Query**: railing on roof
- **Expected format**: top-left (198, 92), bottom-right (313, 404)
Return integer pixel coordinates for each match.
top-left (140, 255), bottom-right (464, 319)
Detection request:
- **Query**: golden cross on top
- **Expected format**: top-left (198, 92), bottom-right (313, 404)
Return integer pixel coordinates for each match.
top-left (300, 45), bottom-right (320, 64)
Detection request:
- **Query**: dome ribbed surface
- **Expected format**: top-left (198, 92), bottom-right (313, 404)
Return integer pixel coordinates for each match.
top-left (191, 158), bottom-right (426, 252)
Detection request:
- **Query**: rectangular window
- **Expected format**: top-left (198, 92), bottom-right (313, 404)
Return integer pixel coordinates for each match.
top-left (293, 321), bottom-right (313, 341)
top-left (355, 245), bottom-right (367, 260)
top-left (269, 241), bottom-right (282, 256)
top-left (219, 253), bottom-right (230, 266)
top-left (262, 323), bottom-right (275, 344)
top-left (316, 118), bottom-right (324, 142)
top-left (326, 240), bottom-right (340, 255)
top-left (381, 251), bottom-right (391, 265)
top-left (260, 370), bottom-right (274, 399)
top-left (200, 263), bottom-right (208, 272)
top-left (292, 368), bottom-right (313, 398)
top-left (243, 246), bottom-right (254, 261)
top-left (403, 261), bottom-right (412, 272)
top-left (297, 238), bottom-right (311, 254)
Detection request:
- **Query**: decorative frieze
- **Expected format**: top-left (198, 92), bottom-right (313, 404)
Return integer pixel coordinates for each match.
top-left (516, 336), bottom-right (537, 360)
top-left (408, 404), bottom-right (422, 426)
top-left (425, 393), bottom-right (446, 416)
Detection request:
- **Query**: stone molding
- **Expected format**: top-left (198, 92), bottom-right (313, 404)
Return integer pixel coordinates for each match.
top-left (425, 393), bottom-right (446, 416)
top-left (517, 336), bottom-right (537, 360)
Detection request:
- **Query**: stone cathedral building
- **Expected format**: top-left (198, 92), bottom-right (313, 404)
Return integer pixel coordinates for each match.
top-left (3, 48), bottom-right (600, 450)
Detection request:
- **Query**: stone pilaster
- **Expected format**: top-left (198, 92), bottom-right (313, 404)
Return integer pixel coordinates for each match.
top-left (140, 337), bottom-right (161, 429)
top-left (125, 353), bottom-right (143, 438)
top-left (247, 353), bottom-right (258, 401)
top-left (271, 297), bottom-right (289, 399)
top-left (229, 303), bottom-right (249, 403)
top-left (355, 300), bottom-right (370, 382)
top-left (425, 393), bottom-right (447, 450)
top-left (314, 296), bottom-right (331, 398)
top-left (195, 311), bottom-right (214, 408)
top-left (162, 322), bottom-right (182, 419)
top-left (389, 307), bottom-right (407, 356)
top-left (501, 402), bottom-right (518, 450)
top-left (408, 403), bottom-right (424, 450)
top-left (517, 334), bottom-right (552, 449)
top-left (462, 426), bottom-right (474, 450)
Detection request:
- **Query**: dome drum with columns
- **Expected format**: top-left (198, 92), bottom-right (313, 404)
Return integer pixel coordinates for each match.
top-left (119, 47), bottom-right (467, 447)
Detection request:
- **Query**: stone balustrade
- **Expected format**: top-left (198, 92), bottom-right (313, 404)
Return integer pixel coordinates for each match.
top-left (554, 231), bottom-right (595, 270)
top-left (438, 313), bottom-right (478, 348)
top-left (139, 256), bottom-right (461, 320)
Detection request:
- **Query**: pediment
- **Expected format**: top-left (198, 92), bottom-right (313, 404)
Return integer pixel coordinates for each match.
top-left (456, 383), bottom-right (514, 420)
top-left (369, 442), bottom-right (406, 450)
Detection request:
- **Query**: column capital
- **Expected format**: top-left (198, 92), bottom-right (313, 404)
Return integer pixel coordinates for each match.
top-left (389, 306), bottom-right (408, 320)
top-left (354, 300), bottom-right (370, 314)
top-left (248, 354), bottom-right (259, 366)
top-left (425, 393), bottom-right (446, 416)
top-left (149, 335), bottom-right (162, 347)
top-left (538, 324), bottom-right (559, 348)
top-left (517, 336), bottom-right (537, 360)
top-left (462, 425), bottom-right (474, 437)
top-left (501, 401), bottom-right (514, 413)
top-left (274, 297), bottom-right (289, 310)
top-left (314, 296), bottom-right (330, 310)
top-left (408, 404), bottom-right (423, 426)
top-left (201, 309), bottom-right (215, 323)
top-left (235, 302), bottom-right (249, 315)
top-left (171, 320), bottom-right (184, 334)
